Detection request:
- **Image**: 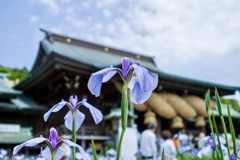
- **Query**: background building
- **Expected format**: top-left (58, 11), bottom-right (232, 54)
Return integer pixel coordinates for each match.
top-left (7, 28), bottom-right (240, 154)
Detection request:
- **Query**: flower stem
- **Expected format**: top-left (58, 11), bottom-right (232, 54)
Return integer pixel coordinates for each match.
top-left (52, 152), bottom-right (56, 160)
top-left (72, 114), bottom-right (76, 160)
top-left (205, 91), bottom-right (216, 159)
top-left (116, 84), bottom-right (128, 160)
top-left (220, 115), bottom-right (231, 157)
top-left (215, 88), bottom-right (231, 158)
top-left (212, 111), bottom-right (224, 159)
top-left (117, 128), bottom-right (126, 160)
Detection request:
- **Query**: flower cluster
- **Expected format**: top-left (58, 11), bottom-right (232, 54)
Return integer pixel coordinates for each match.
top-left (197, 134), bottom-right (227, 158)
top-left (88, 57), bottom-right (158, 104)
top-left (196, 89), bottom-right (240, 160)
top-left (14, 127), bottom-right (87, 160)
top-left (44, 95), bottom-right (103, 131)
top-left (12, 57), bottom-right (158, 160)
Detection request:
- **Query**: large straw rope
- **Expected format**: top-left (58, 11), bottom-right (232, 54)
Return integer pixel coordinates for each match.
top-left (133, 103), bottom-right (148, 112)
top-left (112, 80), bottom-right (123, 93)
top-left (195, 116), bottom-right (206, 127)
top-left (146, 92), bottom-right (177, 119)
top-left (171, 116), bottom-right (184, 128)
top-left (183, 95), bottom-right (208, 117)
top-left (210, 100), bottom-right (217, 109)
top-left (159, 92), bottom-right (197, 119)
top-left (144, 109), bottom-right (157, 124)
top-left (112, 80), bottom-right (148, 112)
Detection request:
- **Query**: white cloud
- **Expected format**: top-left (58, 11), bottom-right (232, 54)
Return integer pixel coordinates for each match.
top-left (37, 0), bottom-right (60, 13)
top-left (29, 15), bottom-right (38, 23)
top-left (103, 9), bottom-right (111, 18)
top-left (61, 0), bottom-right (70, 3)
top-left (100, 0), bottom-right (240, 63)
top-left (96, 0), bottom-right (119, 8)
top-left (64, 15), bottom-right (86, 28)
top-left (20, 0), bottom-right (240, 85)
top-left (66, 7), bottom-right (74, 14)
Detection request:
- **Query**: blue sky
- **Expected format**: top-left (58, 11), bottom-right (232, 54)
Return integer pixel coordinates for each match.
top-left (0, 0), bottom-right (240, 87)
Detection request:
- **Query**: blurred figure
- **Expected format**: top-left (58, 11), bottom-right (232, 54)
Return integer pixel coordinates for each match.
top-left (172, 132), bottom-right (181, 151)
top-left (197, 132), bottom-right (206, 150)
top-left (188, 131), bottom-right (194, 148)
top-left (178, 130), bottom-right (191, 153)
top-left (139, 123), bottom-right (158, 160)
top-left (159, 130), bottom-right (177, 160)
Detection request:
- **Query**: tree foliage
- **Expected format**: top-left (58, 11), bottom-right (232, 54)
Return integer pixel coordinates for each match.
top-left (220, 97), bottom-right (240, 112)
top-left (0, 65), bottom-right (29, 82)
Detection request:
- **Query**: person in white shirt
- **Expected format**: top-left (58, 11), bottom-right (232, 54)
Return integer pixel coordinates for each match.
top-left (139, 123), bottom-right (158, 160)
top-left (159, 130), bottom-right (177, 160)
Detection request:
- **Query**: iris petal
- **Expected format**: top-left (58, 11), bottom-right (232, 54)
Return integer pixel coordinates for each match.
top-left (64, 110), bottom-right (85, 130)
top-left (41, 147), bottom-right (52, 160)
top-left (121, 57), bottom-right (130, 79)
top-left (43, 101), bottom-right (67, 121)
top-left (219, 136), bottom-right (226, 145)
top-left (55, 146), bottom-right (66, 160)
top-left (132, 64), bottom-right (158, 92)
top-left (130, 82), bottom-right (152, 104)
top-left (49, 128), bottom-right (59, 150)
top-left (13, 137), bottom-right (47, 155)
top-left (220, 144), bottom-right (228, 155)
top-left (128, 76), bottom-right (137, 90)
top-left (82, 100), bottom-right (103, 124)
top-left (230, 154), bottom-right (237, 160)
top-left (69, 95), bottom-right (78, 108)
top-left (62, 139), bottom-right (87, 160)
top-left (87, 67), bottom-right (117, 97)
top-left (198, 146), bottom-right (212, 158)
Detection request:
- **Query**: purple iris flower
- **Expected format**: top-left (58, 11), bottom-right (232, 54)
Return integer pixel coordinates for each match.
top-left (87, 57), bottom-right (158, 104)
top-left (198, 134), bottom-right (227, 158)
top-left (230, 154), bottom-right (237, 160)
top-left (44, 95), bottom-right (103, 131)
top-left (13, 127), bottom-right (87, 160)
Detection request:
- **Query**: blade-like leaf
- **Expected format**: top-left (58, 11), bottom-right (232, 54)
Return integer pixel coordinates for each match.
top-left (215, 88), bottom-right (222, 116)
top-left (227, 100), bottom-right (237, 157)
top-left (161, 149), bottom-right (164, 160)
top-left (91, 135), bottom-right (98, 160)
top-left (212, 110), bottom-right (224, 159)
top-left (205, 89), bottom-right (210, 112)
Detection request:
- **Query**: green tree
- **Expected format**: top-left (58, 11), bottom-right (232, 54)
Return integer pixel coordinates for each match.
top-left (220, 97), bottom-right (240, 112)
top-left (0, 65), bottom-right (29, 83)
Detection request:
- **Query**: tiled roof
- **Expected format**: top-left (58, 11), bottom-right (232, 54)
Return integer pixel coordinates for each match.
top-left (15, 29), bottom-right (240, 96)
top-left (0, 76), bottom-right (46, 112)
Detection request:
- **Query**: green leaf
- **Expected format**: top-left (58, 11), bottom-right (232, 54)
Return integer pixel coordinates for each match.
top-left (212, 110), bottom-right (224, 159)
top-left (91, 135), bottom-right (98, 160)
top-left (227, 100), bottom-right (237, 157)
top-left (161, 149), bottom-right (164, 160)
top-left (215, 89), bottom-right (231, 157)
top-left (215, 88), bottom-right (222, 116)
top-left (205, 89), bottom-right (210, 112)
top-left (186, 154), bottom-right (194, 160)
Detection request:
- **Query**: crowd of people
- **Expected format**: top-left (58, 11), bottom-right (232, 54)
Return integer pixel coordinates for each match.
top-left (137, 122), bottom-right (214, 160)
